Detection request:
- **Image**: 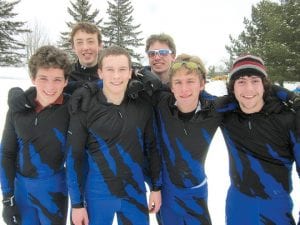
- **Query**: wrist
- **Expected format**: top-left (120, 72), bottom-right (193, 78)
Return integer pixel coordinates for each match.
top-left (72, 202), bottom-right (85, 208)
top-left (151, 185), bottom-right (162, 192)
top-left (2, 195), bottom-right (15, 207)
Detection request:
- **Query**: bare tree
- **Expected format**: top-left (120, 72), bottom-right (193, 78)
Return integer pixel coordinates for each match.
top-left (21, 20), bottom-right (51, 63)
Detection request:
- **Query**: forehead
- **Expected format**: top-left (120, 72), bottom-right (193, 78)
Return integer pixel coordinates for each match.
top-left (172, 70), bottom-right (200, 80)
top-left (148, 41), bottom-right (170, 50)
top-left (236, 75), bottom-right (262, 80)
top-left (102, 55), bottom-right (129, 67)
top-left (73, 30), bottom-right (98, 40)
top-left (35, 67), bottom-right (65, 78)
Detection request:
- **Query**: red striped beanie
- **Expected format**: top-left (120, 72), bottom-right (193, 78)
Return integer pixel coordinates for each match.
top-left (229, 55), bottom-right (267, 80)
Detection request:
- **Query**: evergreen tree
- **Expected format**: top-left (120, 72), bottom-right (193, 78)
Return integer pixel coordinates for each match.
top-left (226, 0), bottom-right (300, 84)
top-left (0, 0), bottom-right (29, 66)
top-left (102, 0), bottom-right (143, 64)
top-left (58, 0), bottom-right (103, 62)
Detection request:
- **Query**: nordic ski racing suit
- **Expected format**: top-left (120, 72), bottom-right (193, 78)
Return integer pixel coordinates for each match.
top-left (0, 91), bottom-right (69, 225)
top-left (66, 90), bottom-right (162, 225)
top-left (221, 98), bottom-right (300, 225)
top-left (154, 91), bottom-right (221, 225)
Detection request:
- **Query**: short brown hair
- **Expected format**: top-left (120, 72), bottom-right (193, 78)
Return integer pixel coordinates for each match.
top-left (98, 45), bottom-right (132, 69)
top-left (28, 45), bottom-right (71, 80)
top-left (70, 22), bottom-right (102, 47)
top-left (145, 33), bottom-right (176, 55)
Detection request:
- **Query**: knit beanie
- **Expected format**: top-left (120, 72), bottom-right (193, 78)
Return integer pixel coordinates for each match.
top-left (228, 55), bottom-right (267, 80)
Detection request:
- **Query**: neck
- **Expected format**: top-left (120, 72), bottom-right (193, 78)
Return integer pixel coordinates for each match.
top-left (103, 88), bottom-right (124, 105)
top-left (160, 73), bottom-right (169, 84)
top-left (152, 69), bottom-right (169, 84)
top-left (78, 60), bottom-right (97, 69)
top-left (177, 101), bottom-right (198, 113)
top-left (239, 101), bottom-right (264, 114)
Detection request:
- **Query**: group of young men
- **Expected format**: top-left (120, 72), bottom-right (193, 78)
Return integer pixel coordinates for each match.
top-left (1, 21), bottom-right (300, 225)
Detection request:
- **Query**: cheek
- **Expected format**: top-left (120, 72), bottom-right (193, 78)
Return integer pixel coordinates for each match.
top-left (259, 85), bottom-right (265, 95)
top-left (73, 45), bottom-right (80, 52)
top-left (171, 87), bottom-right (180, 97)
top-left (98, 69), bottom-right (103, 79)
top-left (199, 81), bottom-right (205, 91)
top-left (31, 78), bottom-right (36, 85)
top-left (56, 82), bottom-right (67, 90)
top-left (64, 80), bottom-right (68, 88)
top-left (127, 71), bottom-right (132, 79)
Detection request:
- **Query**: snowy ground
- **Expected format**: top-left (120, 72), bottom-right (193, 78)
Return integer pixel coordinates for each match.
top-left (0, 67), bottom-right (299, 225)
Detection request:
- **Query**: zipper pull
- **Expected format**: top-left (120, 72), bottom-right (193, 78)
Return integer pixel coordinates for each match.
top-left (248, 120), bottom-right (252, 130)
top-left (183, 128), bottom-right (188, 135)
top-left (34, 117), bottom-right (38, 126)
top-left (118, 111), bottom-right (123, 118)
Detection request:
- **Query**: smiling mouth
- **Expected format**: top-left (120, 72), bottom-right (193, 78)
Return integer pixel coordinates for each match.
top-left (44, 91), bottom-right (56, 96)
top-left (82, 52), bottom-right (92, 57)
top-left (111, 82), bottom-right (123, 86)
top-left (180, 94), bottom-right (192, 99)
top-left (243, 95), bottom-right (256, 99)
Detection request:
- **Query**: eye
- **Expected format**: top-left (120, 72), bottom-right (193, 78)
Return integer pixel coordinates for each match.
top-left (75, 41), bottom-right (83, 45)
top-left (147, 51), bottom-right (156, 58)
top-left (173, 80), bottom-right (181, 85)
top-left (54, 78), bottom-right (64, 82)
top-left (236, 79), bottom-right (245, 85)
top-left (39, 77), bottom-right (47, 81)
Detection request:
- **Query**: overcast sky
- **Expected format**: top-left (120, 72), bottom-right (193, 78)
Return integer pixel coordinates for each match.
top-left (14, 0), bottom-right (277, 68)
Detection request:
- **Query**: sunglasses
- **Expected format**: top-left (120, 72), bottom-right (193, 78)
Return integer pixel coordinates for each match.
top-left (147, 49), bottom-right (173, 58)
top-left (171, 61), bottom-right (206, 76)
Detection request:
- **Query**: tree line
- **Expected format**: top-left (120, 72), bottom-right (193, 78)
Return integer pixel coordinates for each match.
top-left (0, 0), bottom-right (299, 83)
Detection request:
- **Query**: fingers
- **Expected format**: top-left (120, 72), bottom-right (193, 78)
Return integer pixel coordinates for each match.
top-left (148, 201), bottom-right (155, 213)
top-left (69, 96), bottom-right (82, 114)
top-left (148, 201), bottom-right (161, 213)
top-left (80, 97), bottom-right (91, 112)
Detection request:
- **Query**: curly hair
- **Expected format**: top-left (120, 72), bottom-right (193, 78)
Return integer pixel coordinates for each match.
top-left (28, 45), bottom-right (71, 79)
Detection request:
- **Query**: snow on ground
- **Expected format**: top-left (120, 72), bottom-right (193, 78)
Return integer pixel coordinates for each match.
top-left (0, 67), bottom-right (299, 225)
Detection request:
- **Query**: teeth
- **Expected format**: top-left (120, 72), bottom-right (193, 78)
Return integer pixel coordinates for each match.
top-left (45, 91), bottom-right (55, 95)
top-left (111, 82), bottom-right (122, 85)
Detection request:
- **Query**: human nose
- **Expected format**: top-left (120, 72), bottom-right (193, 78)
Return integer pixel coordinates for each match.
top-left (81, 41), bottom-right (89, 50)
top-left (181, 82), bottom-right (190, 92)
top-left (112, 70), bottom-right (120, 79)
top-left (45, 80), bottom-right (56, 90)
top-left (244, 81), bottom-right (255, 91)
top-left (152, 53), bottom-right (161, 59)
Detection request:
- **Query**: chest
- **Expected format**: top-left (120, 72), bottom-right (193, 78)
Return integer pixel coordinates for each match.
top-left (13, 106), bottom-right (69, 141)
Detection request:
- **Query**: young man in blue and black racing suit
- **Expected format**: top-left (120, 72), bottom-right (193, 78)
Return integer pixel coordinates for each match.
top-left (66, 46), bottom-right (162, 225)
top-left (222, 55), bottom-right (300, 225)
top-left (149, 54), bottom-right (221, 225)
top-left (0, 45), bottom-right (71, 225)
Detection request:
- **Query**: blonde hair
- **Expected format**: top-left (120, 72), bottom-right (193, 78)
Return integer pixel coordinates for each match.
top-left (169, 53), bottom-right (206, 81)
